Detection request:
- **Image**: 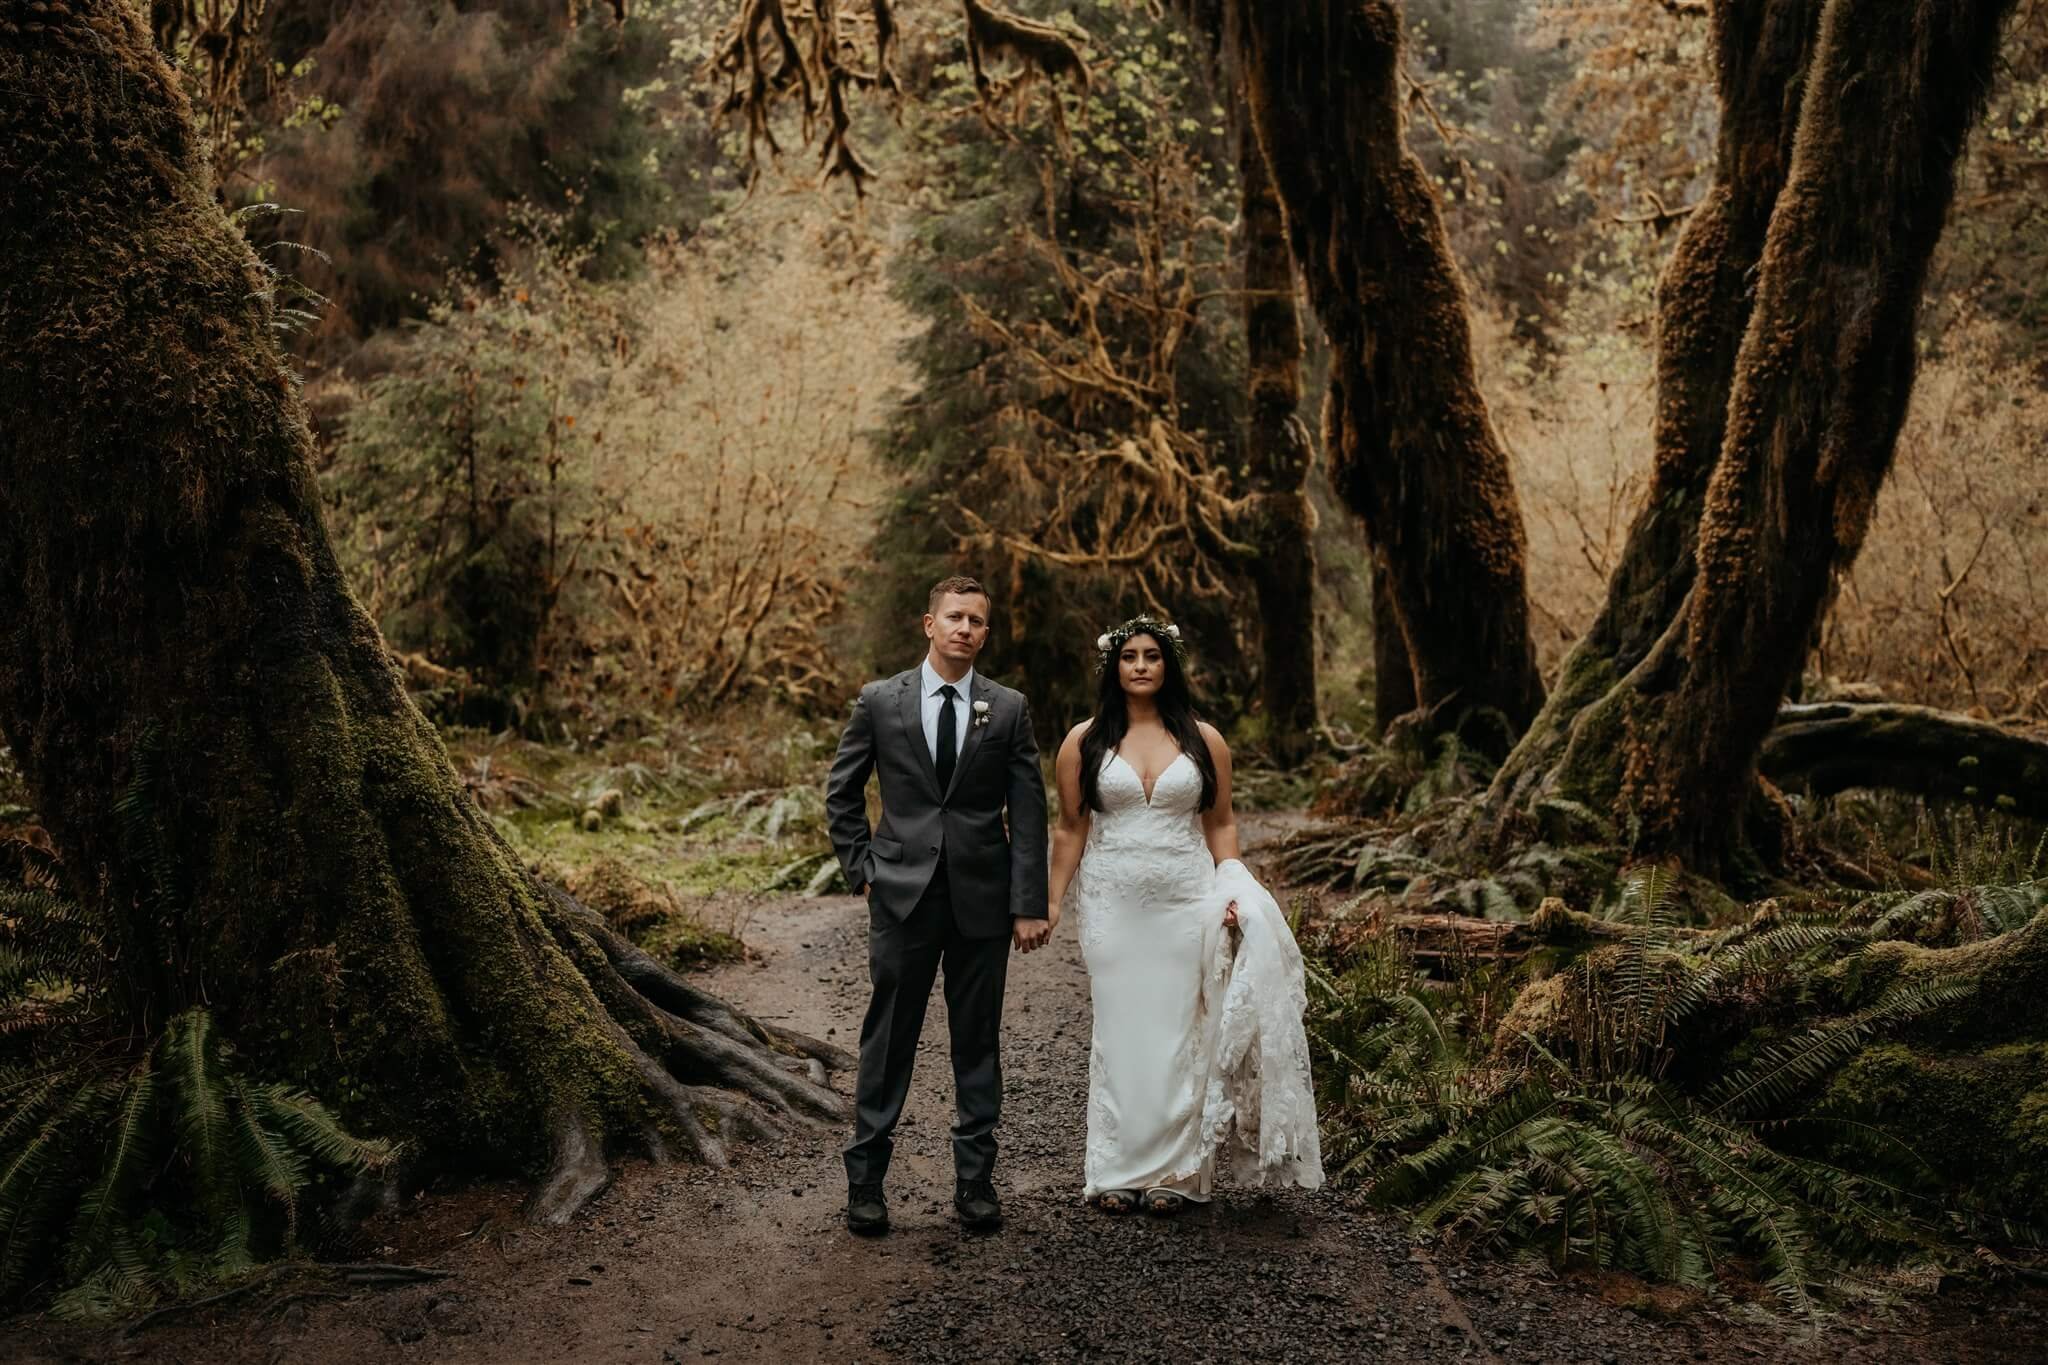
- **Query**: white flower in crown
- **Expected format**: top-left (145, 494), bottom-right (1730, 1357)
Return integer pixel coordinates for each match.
top-left (1165, 624), bottom-right (1181, 640)
top-left (1095, 633), bottom-right (1112, 652)
top-left (972, 698), bottom-right (992, 728)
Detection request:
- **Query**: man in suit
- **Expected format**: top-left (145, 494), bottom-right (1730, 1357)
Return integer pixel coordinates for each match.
top-left (825, 575), bottom-right (1050, 1235)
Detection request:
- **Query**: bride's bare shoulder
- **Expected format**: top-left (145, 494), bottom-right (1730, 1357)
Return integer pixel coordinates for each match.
top-left (1195, 720), bottom-right (1228, 756)
top-left (1058, 718), bottom-right (1094, 755)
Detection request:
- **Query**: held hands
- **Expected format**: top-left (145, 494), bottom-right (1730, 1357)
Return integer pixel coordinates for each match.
top-left (1223, 900), bottom-right (1239, 928)
top-left (1014, 901), bottom-right (1061, 954)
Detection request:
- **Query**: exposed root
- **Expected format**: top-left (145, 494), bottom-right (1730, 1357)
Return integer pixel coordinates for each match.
top-left (559, 890), bottom-right (854, 1071)
top-left (335, 1263), bottom-right (455, 1285)
top-left (527, 1113), bottom-right (611, 1226)
top-left (120, 1271), bottom-right (280, 1339)
top-left (515, 883), bottom-right (850, 1224)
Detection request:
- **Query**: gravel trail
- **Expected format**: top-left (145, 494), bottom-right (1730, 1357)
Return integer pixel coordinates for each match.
top-left (3, 824), bottom-right (2042, 1363)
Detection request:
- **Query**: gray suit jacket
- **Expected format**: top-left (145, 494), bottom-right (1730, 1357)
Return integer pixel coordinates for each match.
top-left (825, 667), bottom-right (1049, 937)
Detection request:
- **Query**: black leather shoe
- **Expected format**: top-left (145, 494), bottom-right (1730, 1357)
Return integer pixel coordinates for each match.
top-left (846, 1181), bottom-right (889, 1236)
top-left (954, 1178), bottom-right (1002, 1231)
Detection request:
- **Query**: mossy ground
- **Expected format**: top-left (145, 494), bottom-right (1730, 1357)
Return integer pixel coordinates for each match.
top-left (442, 718), bottom-right (843, 971)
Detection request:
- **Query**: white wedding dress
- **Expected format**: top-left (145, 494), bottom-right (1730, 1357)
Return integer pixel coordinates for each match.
top-left (1071, 749), bottom-right (1323, 1200)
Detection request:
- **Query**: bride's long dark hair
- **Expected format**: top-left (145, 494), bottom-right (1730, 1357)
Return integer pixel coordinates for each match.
top-left (1078, 627), bottom-right (1217, 813)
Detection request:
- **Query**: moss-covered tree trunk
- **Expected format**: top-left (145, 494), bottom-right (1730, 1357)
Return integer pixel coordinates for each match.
top-left (1492, 0), bottom-right (2018, 872)
top-left (1369, 553), bottom-right (1418, 736)
top-left (0, 0), bottom-right (844, 1220)
top-left (1232, 0), bottom-right (1544, 756)
top-left (1234, 122), bottom-right (1322, 761)
top-left (1488, 0), bottom-right (1825, 813)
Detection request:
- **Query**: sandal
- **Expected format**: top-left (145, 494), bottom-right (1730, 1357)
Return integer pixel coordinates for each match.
top-left (1094, 1189), bottom-right (1138, 1215)
top-left (1141, 1187), bottom-right (1189, 1216)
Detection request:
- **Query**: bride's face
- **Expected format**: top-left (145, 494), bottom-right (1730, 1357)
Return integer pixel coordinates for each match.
top-left (1117, 635), bottom-right (1167, 699)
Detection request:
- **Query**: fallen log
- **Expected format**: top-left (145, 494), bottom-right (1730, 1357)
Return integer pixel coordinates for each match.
top-left (1762, 702), bottom-right (2048, 821)
top-left (1330, 898), bottom-right (1711, 971)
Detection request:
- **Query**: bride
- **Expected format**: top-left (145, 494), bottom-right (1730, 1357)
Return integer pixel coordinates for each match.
top-left (1045, 616), bottom-right (1322, 1215)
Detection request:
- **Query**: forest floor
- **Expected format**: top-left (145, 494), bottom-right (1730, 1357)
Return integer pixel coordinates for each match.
top-left (4, 816), bottom-right (2046, 1364)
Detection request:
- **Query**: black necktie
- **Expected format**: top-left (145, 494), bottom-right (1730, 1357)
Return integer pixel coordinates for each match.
top-left (935, 683), bottom-right (959, 792)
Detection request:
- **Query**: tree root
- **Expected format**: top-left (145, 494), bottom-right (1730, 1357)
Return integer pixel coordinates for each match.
top-left (128, 1263), bottom-right (454, 1339)
top-left (121, 1271), bottom-right (280, 1339)
top-left (335, 1263), bottom-right (455, 1284)
top-left (524, 887), bottom-right (854, 1223)
top-left (528, 1113), bottom-right (613, 1226)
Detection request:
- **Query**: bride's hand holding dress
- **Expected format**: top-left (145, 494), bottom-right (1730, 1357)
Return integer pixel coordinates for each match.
top-left (1046, 717), bottom-right (1243, 1206)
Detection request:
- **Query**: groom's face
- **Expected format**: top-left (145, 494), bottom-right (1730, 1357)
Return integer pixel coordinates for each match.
top-left (925, 591), bottom-right (991, 668)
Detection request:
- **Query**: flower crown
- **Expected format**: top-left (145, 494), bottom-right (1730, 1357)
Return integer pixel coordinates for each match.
top-left (1094, 615), bottom-right (1188, 670)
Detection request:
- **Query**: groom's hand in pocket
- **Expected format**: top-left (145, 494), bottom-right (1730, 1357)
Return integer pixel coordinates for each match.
top-left (1013, 915), bottom-right (1052, 953)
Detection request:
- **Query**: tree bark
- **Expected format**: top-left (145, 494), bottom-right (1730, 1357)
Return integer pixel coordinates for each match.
top-left (1369, 549), bottom-right (1418, 735)
top-left (1521, 0), bottom-right (2019, 871)
top-left (1232, 0), bottom-right (1544, 756)
top-left (1234, 121), bottom-right (1321, 761)
top-left (1489, 0), bottom-right (1826, 813)
top-left (0, 0), bottom-right (845, 1219)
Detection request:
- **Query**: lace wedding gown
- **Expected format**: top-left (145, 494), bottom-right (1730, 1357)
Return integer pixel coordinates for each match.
top-left (1071, 748), bottom-right (1325, 1201)
top-left (1072, 750), bottom-right (1229, 1200)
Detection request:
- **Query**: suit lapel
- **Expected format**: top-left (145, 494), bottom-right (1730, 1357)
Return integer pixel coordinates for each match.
top-left (897, 671), bottom-right (942, 798)
top-left (944, 675), bottom-right (992, 801)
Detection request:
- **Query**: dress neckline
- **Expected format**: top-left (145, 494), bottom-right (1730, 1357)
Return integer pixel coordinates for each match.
top-left (1111, 749), bottom-right (1188, 807)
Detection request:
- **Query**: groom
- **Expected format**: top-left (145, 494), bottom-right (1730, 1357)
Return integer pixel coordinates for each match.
top-left (825, 575), bottom-right (1050, 1235)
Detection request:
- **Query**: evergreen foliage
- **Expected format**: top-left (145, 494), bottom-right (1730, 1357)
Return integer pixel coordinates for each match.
top-left (869, 1), bottom-right (1260, 727)
top-left (252, 0), bottom-right (691, 347)
top-left (0, 765), bottom-right (393, 1314)
top-left (328, 224), bottom-right (603, 692)
top-left (1309, 864), bottom-right (2035, 1314)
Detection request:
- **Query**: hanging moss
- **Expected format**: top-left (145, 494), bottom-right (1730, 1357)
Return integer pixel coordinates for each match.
top-left (1479, 0), bottom-right (2020, 875)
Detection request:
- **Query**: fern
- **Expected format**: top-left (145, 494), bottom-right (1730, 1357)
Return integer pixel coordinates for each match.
top-left (1532, 796), bottom-right (1617, 844)
top-left (0, 887), bottom-right (108, 998)
top-left (1709, 977), bottom-right (1971, 1117)
top-left (1308, 852), bottom-right (2014, 1317)
top-left (0, 1009), bottom-right (391, 1313)
top-left (113, 727), bottom-right (183, 920)
top-left (0, 1074), bottom-right (117, 1296)
top-left (166, 1009), bottom-right (231, 1224)
top-left (229, 1075), bottom-right (309, 1244)
top-left (254, 1083), bottom-right (394, 1174)
top-left (62, 1050), bottom-right (159, 1278)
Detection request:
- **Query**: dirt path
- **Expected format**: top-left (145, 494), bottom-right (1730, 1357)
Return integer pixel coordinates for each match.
top-left (6, 826), bottom-right (2045, 1363)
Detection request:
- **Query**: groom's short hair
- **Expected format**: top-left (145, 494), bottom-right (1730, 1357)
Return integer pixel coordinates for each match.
top-left (928, 574), bottom-right (991, 614)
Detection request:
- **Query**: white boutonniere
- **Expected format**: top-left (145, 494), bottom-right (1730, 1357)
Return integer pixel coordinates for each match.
top-left (971, 698), bottom-right (992, 729)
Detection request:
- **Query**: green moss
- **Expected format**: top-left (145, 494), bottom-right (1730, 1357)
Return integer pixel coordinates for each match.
top-left (498, 810), bottom-right (792, 897)
top-left (1831, 910), bottom-right (2048, 1042)
top-left (1820, 1041), bottom-right (2048, 1218)
top-left (668, 848), bottom-right (798, 896)
top-left (554, 853), bottom-right (745, 969)
top-left (638, 916), bottom-right (745, 971)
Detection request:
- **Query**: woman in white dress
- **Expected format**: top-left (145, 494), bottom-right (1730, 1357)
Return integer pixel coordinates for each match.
top-left (1043, 616), bottom-right (1244, 1216)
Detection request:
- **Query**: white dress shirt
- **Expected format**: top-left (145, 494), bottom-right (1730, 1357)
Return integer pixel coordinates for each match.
top-left (919, 658), bottom-right (976, 767)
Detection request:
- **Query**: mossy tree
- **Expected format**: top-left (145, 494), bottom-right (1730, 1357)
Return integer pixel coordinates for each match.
top-left (1232, 121), bottom-right (1322, 759)
top-left (1229, 0), bottom-right (1547, 754)
top-left (0, 0), bottom-right (846, 1227)
top-left (1480, 0), bottom-right (2021, 875)
top-left (1487, 0), bottom-right (1826, 824)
